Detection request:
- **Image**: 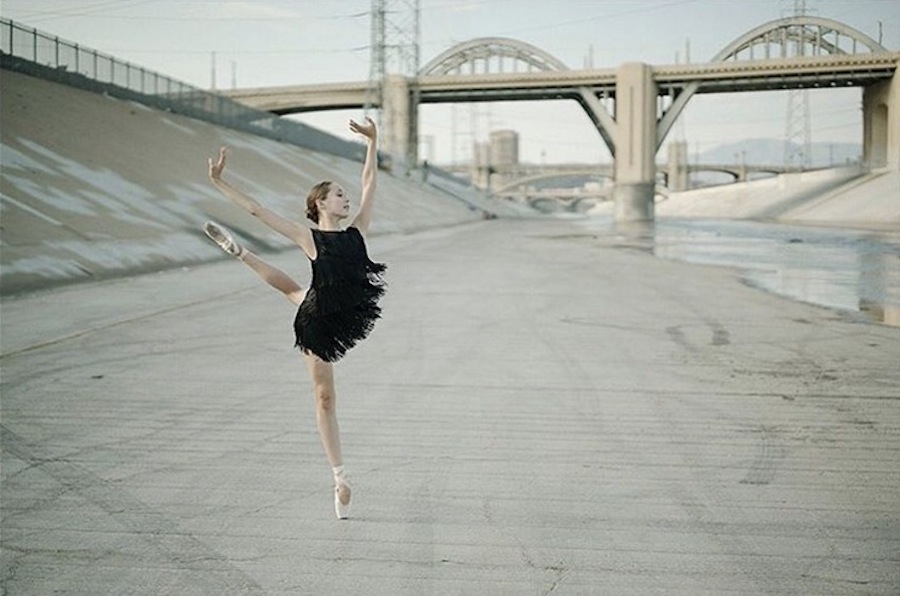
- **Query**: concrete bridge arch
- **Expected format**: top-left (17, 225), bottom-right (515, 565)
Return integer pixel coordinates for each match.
top-left (603, 15), bottom-right (897, 220)
top-left (657, 16), bottom-right (892, 151)
top-left (415, 37), bottom-right (623, 166)
top-left (420, 37), bottom-right (568, 75)
top-left (383, 37), bottom-right (572, 171)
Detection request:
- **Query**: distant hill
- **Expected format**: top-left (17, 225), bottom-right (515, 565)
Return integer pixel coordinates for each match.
top-left (697, 138), bottom-right (862, 168)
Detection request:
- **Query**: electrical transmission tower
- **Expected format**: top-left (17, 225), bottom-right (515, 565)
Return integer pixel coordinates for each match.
top-left (365, 0), bottom-right (420, 126)
top-left (783, 0), bottom-right (812, 170)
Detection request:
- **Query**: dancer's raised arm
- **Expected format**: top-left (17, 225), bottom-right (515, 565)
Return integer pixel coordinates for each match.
top-left (207, 146), bottom-right (315, 258)
top-left (349, 117), bottom-right (377, 236)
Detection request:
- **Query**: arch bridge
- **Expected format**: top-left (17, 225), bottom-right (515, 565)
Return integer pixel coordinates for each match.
top-left (490, 162), bottom-right (794, 202)
top-left (226, 16), bottom-right (899, 222)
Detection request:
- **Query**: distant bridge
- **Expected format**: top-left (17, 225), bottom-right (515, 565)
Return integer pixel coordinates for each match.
top-left (443, 161), bottom-right (798, 192)
top-left (490, 163), bottom-right (794, 187)
top-left (229, 52), bottom-right (895, 114)
top-left (436, 161), bottom-right (799, 212)
top-left (224, 16), bottom-right (899, 222)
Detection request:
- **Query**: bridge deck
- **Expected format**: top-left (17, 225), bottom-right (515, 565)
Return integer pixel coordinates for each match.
top-left (225, 53), bottom-right (900, 113)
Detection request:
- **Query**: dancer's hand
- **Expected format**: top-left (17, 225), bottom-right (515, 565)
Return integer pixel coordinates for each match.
top-left (349, 117), bottom-right (377, 142)
top-left (208, 146), bottom-right (228, 182)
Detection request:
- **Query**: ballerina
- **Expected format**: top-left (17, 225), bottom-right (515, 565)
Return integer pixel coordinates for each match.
top-left (204, 117), bottom-right (384, 519)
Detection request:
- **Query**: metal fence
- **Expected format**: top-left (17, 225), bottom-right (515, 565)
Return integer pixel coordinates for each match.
top-left (0, 17), bottom-right (363, 161)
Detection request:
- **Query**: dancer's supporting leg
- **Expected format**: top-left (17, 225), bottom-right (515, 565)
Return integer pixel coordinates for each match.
top-left (306, 354), bottom-right (351, 518)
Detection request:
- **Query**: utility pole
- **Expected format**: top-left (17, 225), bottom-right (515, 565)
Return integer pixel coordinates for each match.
top-left (364, 1), bottom-right (385, 117)
top-left (783, 0), bottom-right (812, 170)
top-left (210, 51), bottom-right (216, 90)
top-left (365, 0), bottom-right (420, 169)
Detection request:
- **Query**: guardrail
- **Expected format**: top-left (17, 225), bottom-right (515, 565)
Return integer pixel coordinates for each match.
top-left (0, 17), bottom-right (364, 162)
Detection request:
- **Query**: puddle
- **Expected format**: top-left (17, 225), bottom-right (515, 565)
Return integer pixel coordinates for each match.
top-left (580, 217), bottom-right (900, 327)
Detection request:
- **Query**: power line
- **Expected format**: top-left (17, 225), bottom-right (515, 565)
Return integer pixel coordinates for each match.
top-left (15, 1), bottom-right (368, 23)
top-left (14, 0), bottom-right (161, 22)
top-left (492, 0), bottom-right (703, 37)
top-left (108, 47), bottom-right (368, 56)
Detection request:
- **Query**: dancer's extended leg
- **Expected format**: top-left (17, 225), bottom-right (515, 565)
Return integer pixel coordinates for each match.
top-left (204, 221), bottom-right (305, 304)
top-left (240, 251), bottom-right (305, 305)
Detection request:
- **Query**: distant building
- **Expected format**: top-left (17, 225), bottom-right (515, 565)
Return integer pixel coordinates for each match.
top-left (469, 130), bottom-right (521, 190)
top-left (490, 130), bottom-right (519, 172)
top-left (471, 141), bottom-right (492, 189)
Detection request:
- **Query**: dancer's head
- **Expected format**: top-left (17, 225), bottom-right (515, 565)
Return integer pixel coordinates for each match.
top-left (305, 181), bottom-right (350, 224)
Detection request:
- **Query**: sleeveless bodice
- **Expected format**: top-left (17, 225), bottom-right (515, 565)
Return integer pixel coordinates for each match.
top-left (293, 227), bottom-right (386, 362)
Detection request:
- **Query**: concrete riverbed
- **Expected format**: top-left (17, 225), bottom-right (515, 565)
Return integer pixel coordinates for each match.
top-left (2, 217), bottom-right (898, 595)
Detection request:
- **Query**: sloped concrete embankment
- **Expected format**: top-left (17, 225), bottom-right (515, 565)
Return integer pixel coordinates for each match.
top-left (0, 69), bottom-right (499, 295)
top-left (656, 165), bottom-right (900, 228)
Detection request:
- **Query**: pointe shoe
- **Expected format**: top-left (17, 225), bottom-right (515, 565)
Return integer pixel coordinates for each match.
top-left (203, 221), bottom-right (244, 258)
top-left (334, 473), bottom-right (351, 520)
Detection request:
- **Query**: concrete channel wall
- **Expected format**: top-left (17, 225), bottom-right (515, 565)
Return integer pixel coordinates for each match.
top-left (1, 69), bottom-right (527, 295)
top-left (655, 165), bottom-right (900, 227)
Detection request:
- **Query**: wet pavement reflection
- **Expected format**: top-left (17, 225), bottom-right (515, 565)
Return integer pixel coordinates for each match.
top-left (580, 216), bottom-right (900, 327)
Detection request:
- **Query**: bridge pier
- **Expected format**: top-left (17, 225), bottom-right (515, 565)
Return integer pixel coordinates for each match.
top-left (614, 183), bottom-right (656, 221)
top-left (863, 69), bottom-right (899, 169)
top-left (382, 75), bottom-right (418, 172)
top-left (667, 140), bottom-right (689, 192)
top-left (613, 62), bottom-right (658, 222)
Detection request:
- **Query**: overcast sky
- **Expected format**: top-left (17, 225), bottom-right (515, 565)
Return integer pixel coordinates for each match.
top-left (3, 0), bottom-right (899, 164)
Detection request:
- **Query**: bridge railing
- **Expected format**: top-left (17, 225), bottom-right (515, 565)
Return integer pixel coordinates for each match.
top-left (0, 17), bottom-right (363, 162)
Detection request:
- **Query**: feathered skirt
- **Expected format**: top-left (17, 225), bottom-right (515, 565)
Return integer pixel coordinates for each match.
top-left (294, 261), bottom-right (386, 362)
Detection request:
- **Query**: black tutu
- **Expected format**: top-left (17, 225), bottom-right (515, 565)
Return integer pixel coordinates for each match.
top-left (294, 226), bottom-right (386, 362)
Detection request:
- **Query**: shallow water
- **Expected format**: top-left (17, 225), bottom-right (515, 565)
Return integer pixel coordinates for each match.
top-left (579, 216), bottom-right (900, 327)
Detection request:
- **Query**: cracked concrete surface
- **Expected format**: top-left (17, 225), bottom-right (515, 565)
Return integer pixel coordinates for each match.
top-left (2, 218), bottom-right (899, 594)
